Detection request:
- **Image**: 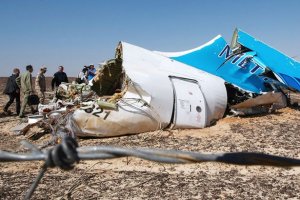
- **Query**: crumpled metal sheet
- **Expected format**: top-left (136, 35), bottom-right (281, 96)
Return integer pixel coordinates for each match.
top-left (230, 92), bottom-right (287, 115)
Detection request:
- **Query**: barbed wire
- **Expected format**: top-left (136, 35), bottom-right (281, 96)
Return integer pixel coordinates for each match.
top-left (0, 137), bottom-right (300, 199)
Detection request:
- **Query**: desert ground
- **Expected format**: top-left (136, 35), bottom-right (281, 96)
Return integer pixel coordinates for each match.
top-left (0, 77), bottom-right (299, 199)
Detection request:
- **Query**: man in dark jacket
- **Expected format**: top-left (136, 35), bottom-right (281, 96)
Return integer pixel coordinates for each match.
top-left (51, 66), bottom-right (69, 91)
top-left (3, 68), bottom-right (21, 115)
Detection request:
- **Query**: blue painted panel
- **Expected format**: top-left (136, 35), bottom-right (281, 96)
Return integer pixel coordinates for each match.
top-left (236, 29), bottom-right (300, 91)
top-left (294, 77), bottom-right (300, 86)
top-left (170, 36), bottom-right (271, 93)
top-left (170, 36), bottom-right (228, 75)
top-left (279, 73), bottom-right (300, 91)
top-left (215, 52), bottom-right (268, 93)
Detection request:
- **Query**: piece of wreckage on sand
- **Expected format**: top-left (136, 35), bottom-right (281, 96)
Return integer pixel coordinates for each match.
top-left (15, 28), bottom-right (300, 140)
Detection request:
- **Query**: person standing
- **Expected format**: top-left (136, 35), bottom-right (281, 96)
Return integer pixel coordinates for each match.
top-left (87, 64), bottom-right (96, 81)
top-left (16, 65), bottom-right (35, 118)
top-left (3, 68), bottom-right (21, 115)
top-left (51, 66), bottom-right (68, 91)
top-left (35, 66), bottom-right (47, 104)
top-left (77, 66), bottom-right (89, 84)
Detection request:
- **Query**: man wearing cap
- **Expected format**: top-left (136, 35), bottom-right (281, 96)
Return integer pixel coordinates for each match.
top-left (51, 66), bottom-right (69, 91)
top-left (35, 66), bottom-right (47, 104)
top-left (87, 64), bottom-right (96, 81)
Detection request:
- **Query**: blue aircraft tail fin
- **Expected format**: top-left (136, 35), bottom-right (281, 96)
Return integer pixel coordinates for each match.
top-left (233, 28), bottom-right (300, 91)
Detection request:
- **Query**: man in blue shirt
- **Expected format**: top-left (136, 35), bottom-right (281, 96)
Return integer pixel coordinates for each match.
top-left (87, 64), bottom-right (96, 81)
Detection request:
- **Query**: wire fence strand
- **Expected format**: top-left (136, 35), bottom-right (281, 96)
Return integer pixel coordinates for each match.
top-left (1, 144), bottom-right (300, 167)
top-left (1, 137), bottom-right (300, 199)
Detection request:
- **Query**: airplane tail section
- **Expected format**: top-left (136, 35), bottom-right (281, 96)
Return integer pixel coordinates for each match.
top-left (156, 35), bottom-right (271, 93)
top-left (233, 28), bottom-right (300, 91)
top-left (157, 29), bottom-right (298, 94)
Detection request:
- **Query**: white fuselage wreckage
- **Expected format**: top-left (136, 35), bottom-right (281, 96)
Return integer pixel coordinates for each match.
top-left (71, 42), bottom-right (227, 137)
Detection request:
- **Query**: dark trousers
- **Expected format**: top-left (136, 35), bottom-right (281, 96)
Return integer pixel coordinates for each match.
top-left (4, 92), bottom-right (20, 115)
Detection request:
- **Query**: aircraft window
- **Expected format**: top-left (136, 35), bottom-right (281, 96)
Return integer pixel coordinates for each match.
top-left (196, 106), bottom-right (202, 113)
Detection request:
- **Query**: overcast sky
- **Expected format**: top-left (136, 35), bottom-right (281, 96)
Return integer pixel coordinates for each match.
top-left (0, 0), bottom-right (299, 77)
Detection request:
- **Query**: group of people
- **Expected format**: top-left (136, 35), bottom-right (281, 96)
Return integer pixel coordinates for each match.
top-left (76, 64), bottom-right (97, 84)
top-left (3, 65), bottom-right (68, 118)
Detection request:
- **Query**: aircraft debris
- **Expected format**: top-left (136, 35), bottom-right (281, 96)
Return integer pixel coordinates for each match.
top-left (13, 28), bottom-right (300, 140)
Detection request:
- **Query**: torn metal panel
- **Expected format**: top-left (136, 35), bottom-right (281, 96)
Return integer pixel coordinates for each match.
top-left (230, 92), bottom-right (287, 116)
top-left (224, 78), bottom-right (288, 114)
top-left (231, 92), bottom-right (287, 110)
